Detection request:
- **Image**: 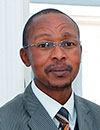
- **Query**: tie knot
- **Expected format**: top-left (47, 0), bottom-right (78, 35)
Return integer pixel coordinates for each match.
top-left (55, 107), bottom-right (69, 125)
top-left (58, 107), bottom-right (69, 120)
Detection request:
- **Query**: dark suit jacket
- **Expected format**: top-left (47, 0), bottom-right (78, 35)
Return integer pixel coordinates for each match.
top-left (0, 82), bottom-right (100, 130)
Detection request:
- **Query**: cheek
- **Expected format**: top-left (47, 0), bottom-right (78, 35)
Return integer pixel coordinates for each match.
top-left (70, 48), bottom-right (81, 64)
top-left (71, 53), bottom-right (81, 76)
top-left (29, 52), bottom-right (50, 75)
top-left (68, 50), bottom-right (81, 72)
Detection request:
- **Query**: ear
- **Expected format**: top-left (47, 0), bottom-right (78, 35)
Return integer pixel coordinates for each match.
top-left (80, 44), bottom-right (82, 54)
top-left (20, 48), bottom-right (31, 67)
top-left (79, 44), bottom-right (82, 62)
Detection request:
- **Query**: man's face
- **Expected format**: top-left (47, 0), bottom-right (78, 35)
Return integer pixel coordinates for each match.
top-left (22, 13), bottom-right (82, 91)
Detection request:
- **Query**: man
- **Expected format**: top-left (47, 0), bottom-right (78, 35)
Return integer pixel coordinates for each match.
top-left (0, 8), bottom-right (100, 130)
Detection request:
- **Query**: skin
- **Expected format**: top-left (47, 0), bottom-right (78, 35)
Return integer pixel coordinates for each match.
top-left (20, 13), bottom-right (82, 105)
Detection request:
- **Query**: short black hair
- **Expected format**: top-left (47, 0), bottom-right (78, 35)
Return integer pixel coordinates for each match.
top-left (23, 8), bottom-right (80, 48)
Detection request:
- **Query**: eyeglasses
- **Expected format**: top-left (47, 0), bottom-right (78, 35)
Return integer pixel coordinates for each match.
top-left (23, 39), bottom-right (80, 50)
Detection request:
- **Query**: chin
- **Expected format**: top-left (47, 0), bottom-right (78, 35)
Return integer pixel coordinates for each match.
top-left (46, 80), bottom-right (71, 91)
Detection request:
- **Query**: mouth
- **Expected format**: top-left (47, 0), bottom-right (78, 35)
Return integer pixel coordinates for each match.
top-left (46, 64), bottom-right (72, 77)
top-left (50, 69), bottom-right (69, 76)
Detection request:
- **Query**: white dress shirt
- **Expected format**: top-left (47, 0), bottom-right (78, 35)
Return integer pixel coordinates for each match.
top-left (31, 80), bottom-right (76, 130)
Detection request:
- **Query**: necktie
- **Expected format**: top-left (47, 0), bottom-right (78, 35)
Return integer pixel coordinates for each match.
top-left (55, 107), bottom-right (70, 130)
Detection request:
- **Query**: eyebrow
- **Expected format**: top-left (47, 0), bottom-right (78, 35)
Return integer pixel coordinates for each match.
top-left (34, 32), bottom-right (77, 41)
top-left (61, 32), bottom-right (77, 39)
top-left (34, 33), bottom-right (51, 41)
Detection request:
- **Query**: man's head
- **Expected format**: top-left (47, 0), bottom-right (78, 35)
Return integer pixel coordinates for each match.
top-left (22, 9), bottom-right (80, 48)
top-left (20, 8), bottom-right (82, 93)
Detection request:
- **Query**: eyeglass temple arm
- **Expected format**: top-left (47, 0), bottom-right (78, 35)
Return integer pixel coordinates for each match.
top-left (23, 44), bottom-right (35, 49)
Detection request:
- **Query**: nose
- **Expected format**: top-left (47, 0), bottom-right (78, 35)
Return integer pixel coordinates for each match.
top-left (50, 45), bottom-right (67, 62)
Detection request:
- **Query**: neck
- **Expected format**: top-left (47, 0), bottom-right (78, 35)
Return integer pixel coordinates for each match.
top-left (34, 79), bottom-right (72, 105)
top-left (47, 87), bottom-right (72, 105)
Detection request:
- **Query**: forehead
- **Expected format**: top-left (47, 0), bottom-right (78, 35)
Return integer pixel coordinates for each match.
top-left (33, 13), bottom-right (77, 28)
top-left (27, 13), bottom-right (78, 41)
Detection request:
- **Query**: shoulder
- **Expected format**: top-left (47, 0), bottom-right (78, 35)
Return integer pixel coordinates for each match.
top-left (0, 93), bottom-right (28, 129)
top-left (75, 94), bottom-right (100, 110)
top-left (75, 94), bottom-right (100, 120)
top-left (0, 82), bottom-right (32, 116)
top-left (0, 93), bottom-right (23, 112)
top-left (0, 93), bottom-right (25, 118)
top-left (74, 95), bottom-right (100, 128)
top-left (0, 83), bottom-right (33, 129)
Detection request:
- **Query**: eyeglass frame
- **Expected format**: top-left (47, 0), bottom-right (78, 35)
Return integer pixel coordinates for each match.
top-left (23, 39), bottom-right (81, 49)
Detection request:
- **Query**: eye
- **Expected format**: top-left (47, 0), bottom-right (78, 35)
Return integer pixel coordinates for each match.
top-left (65, 42), bottom-right (75, 46)
top-left (37, 41), bottom-right (52, 48)
top-left (62, 40), bottom-right (76, 49)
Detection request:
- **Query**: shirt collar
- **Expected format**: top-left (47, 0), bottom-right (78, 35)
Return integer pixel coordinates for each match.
top-left (31, 80), bottom-right (75, 120)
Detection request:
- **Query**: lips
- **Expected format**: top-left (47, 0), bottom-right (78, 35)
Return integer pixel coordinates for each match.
top-left (45, 64), bottom-right (72, 77)
top-left (50, 69), bottom-right (68, 76)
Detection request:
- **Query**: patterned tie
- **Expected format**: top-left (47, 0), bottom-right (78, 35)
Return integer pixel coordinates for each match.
top-left (55, 107), bottom-right (70, 130)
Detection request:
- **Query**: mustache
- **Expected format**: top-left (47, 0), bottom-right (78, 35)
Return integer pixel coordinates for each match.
top-left (45, 62), bottom-right (73, 74)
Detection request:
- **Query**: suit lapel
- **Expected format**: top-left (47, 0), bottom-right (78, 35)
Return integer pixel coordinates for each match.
top-left (28, 105), bottom-right (58, 130)
top-left (23, 83), bottom-right (58, 130)
top-left (75, 95), bottom-right (94, 130)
